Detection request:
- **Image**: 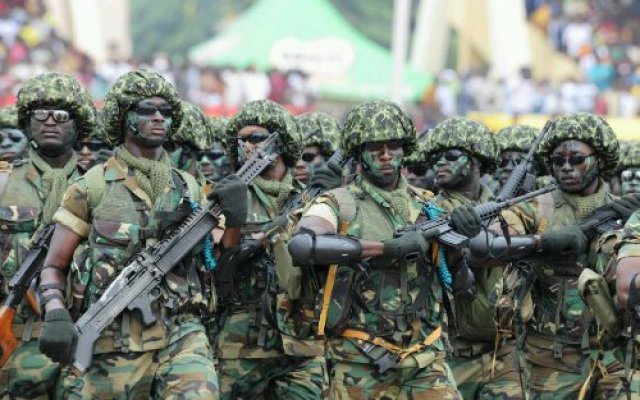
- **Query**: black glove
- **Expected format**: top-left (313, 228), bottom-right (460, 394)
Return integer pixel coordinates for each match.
top-left (610, 193), bottom-right (640, 219)
top-left (210, 175), bottom-right (248, 227)
top-left (382, 231), bottom-right (428, 263)
top-left (308, 160), bottom-right (343, 191)
top-left (38, 308), bottom-right (77, 364)
top-left (540, 225), bottom-right (588, 256)
top-left (450, 205), bottom-right (483, 238)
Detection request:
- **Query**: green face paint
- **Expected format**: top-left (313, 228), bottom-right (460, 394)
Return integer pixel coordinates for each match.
top-left (360, 147), bottom-right (403, 187)
top-left (434, 154), bottom-right (472, 189)
top-left (552, 140), bottom-right (599, 193)
top-left (621, 168), bottom-right (640, 195)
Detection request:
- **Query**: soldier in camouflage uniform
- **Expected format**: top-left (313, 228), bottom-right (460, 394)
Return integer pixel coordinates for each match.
top-left (0, 106), bottom-right (28, 163)
top-left (470, 113), bottom-right (640, 399)
top-left (289, 100), bottom-right (474, 399)
top-left (0, 72), bottom-right (96, 399)
top-left (199, 116), bottom-right (231, 186)
top-left (294, 112), bottom-right (340, 186)
top-left (36, 70), bottom-right (232, 399)
top-left (214, 99), bottom-right (327, 399)
top-left (618, 142), bottom-right (640, 195)
top-left (493, 124), bottom-right (549, 194)
top-left (420, 117), bottom-right (524, 399)
top-left (167, 100), bottom-right (210, 178)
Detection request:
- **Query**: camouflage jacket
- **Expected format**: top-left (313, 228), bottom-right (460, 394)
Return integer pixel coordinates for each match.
top-left (53, 153), bottom-right (212, 354)
top-left (306, 176), bottom-right (446, 368)
top-left (502, 181), bottom-right (616, 344)
top-left (0, 157), bottom-right (80, 340)
top-left (216, 174), bottom-right (320, 359)
top-left (434, 185), bottom-right (505, 355)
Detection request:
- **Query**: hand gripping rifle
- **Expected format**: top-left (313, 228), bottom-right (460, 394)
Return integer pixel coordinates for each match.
top-left (71, 133), bottom-right (279, 376)
top-left (0, 224), bottom-right (54, 367)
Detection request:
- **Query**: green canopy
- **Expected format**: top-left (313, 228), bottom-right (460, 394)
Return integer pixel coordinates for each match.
top-left (189, 0), bottom-right (432, 102)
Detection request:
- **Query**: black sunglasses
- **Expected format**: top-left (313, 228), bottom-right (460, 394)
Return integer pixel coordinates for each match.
top-left (549, 154), bottom-right (595, 167)
top-left (32, 109), bottom-right (71, 123)
top-left (73, 140), bottom-right (104, 152)
top-left (237, 132), bottom-right (271, 145)
top-left (199, 150), bottom-right (225, 161)
top-left (498, 155), bottom-right (525, 168)
top-left (134, 103), bottom-right (173, 118)
top-left (621, 170), bottom-right (640, 181)
top-left (301, 152), bottom-right (320, 162)
top-left (431, 149), bottom-right (467, 164)
top-left (363, 140), bottom-right (404, 153)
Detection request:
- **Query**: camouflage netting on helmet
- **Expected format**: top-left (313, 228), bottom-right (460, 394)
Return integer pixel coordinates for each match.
top-left (494, 125), bottom-right (539, 153)
top-left (0, 106), bottom-right (18, 128)
top-left (207, 116), bottom-right (229, 149)
top-left (538, 112), bottom-right (619, 174)
top-left (226, 100), bottom-right (301, 168)
top-left (16, 72), bottom-right (96, 138)
top-left (297, 112), bottom-right (340, 157)
top-left (424, 117), bottom-right (498, 173)
top-left (101, 69), bottom-right (182, 146)
top-left (172, 101), bottom-right (210, 151)
top-left (342, 100), bottom-right (417, 158)
top-left (620, 141), bottom-right (640, 169)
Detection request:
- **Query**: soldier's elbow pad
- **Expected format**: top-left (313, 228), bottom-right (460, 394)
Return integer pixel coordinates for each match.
top-left (288, 230), bottom-right (361, 266)
top-left (468, 231), bottom-right (538, 264)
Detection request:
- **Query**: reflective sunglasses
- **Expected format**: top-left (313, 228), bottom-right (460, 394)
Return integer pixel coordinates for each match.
top-left (498, 155), bottom-right (525, 168)
top-left (73, 140), bottom-right (104, 152)
top-left (301, 152), bottom-right (320, 162)
top-left (1, 129), bottom-right (25, 143)
top-left (363, 140), bottom-right (404, 153)
top-left (199, 150), bottom-right (225, 161)
top-left (549, 154), bottom-right (595, 167)
top-left (430, 149), bottom-right (467, 164)
top-left (237, 132), bottom-right (271, 144)
top-left (134, 103), bottom-right (173, 118)
top-left (31, 109), bottom-right (71, 123)
top-left (621, 170), bottom-right (640, 181)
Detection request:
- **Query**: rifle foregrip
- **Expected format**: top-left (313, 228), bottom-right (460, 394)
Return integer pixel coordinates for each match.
top-left (0, 306), bottom-right (17, 367)
top-left (72, 327), bottom-right (100, 376)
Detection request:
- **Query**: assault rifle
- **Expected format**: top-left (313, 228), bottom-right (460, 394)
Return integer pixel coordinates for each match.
top-left (495, 120), bottom-right (552, 201)
top-left (0, 224), bottom-right (54, 367)
top-left (397, 185), bottom-right (557, 249)
top-left (71, 133), bottom-right (279, 376)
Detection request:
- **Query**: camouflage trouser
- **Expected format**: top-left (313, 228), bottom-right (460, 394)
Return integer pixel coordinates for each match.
top-left (328, 358), bottom-right (462, 400)
top-left (448, 344), bottom-right (524, 399)
top-left (0, 339), bottom-right (60, 399)
top-left (218, 355), bottom-right (327, 400)
top-left (525, 336), bottom-right (640, 400)
top-left (56, 330), bottom-right (218, 399)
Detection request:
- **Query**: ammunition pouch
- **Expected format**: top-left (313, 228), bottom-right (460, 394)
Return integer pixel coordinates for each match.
top-left (578, 268), bottom-right (621, 346)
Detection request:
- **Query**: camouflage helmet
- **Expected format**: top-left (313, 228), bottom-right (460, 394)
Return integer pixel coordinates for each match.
top-left (342, 100), bottom-right (417, 158)
top-left (538, 113), bottom-right (619, 174)
top-left (172, 101), bottom-right (209, 151)
top-left (425, 117), bottom-right (498, 173)
top-left (296, 112), bottom-right (340, 157)
top-left (0, 106), bottom-right (18, 128)
top-left (16, 72), bottom-right (96, 139)
top-left (620, 142), bottom-right (640, 169)
top-left (101, 69), bottom-right (182, 146)
top-left (494, 125), bottom-right (539, 153)
top-left (226, 100), bottom-right (301, 168)
top-left (207, 115), bottom-right (229, 149)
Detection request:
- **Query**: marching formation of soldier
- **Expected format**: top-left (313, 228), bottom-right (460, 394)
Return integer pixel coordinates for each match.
top-left (1, 69), bottom-right (640, 400)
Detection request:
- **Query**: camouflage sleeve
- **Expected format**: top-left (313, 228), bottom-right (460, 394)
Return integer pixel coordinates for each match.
top-left (53, 178), bottom-right (90, 238)
top-left (616, 210), bottom-right (640, 260)
top-left (501, 199), bottom-right (537, 235)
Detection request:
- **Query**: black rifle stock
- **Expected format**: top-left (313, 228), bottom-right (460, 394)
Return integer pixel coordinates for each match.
top-left (71, 133), bottom-right (279, 376)
top-left (496, 120), bottom-right (552, 201)
top-left (397, 185), bottom-right (557, 249)
top-left (0, 224), bottom-right (53, 367)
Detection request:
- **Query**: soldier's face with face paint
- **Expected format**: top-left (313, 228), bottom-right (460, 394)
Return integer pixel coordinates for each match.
top-left (0, 127), bottom-right (27, 162)
top-left (360, 140), bottom-right (404, 189)
top-left (432, 149), bottom-right (474, 189)
top-left (126, 96), bottom-right (173, 148)
top-left (496, 150), bottom-right (527, 186)
top-left (620, 167), bottom-right (640, 195)
top-left (550, 140), bottom-right (599, 194)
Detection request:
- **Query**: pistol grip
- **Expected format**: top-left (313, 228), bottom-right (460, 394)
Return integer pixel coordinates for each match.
top-left (128, 296), bottom-right (157, 327)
